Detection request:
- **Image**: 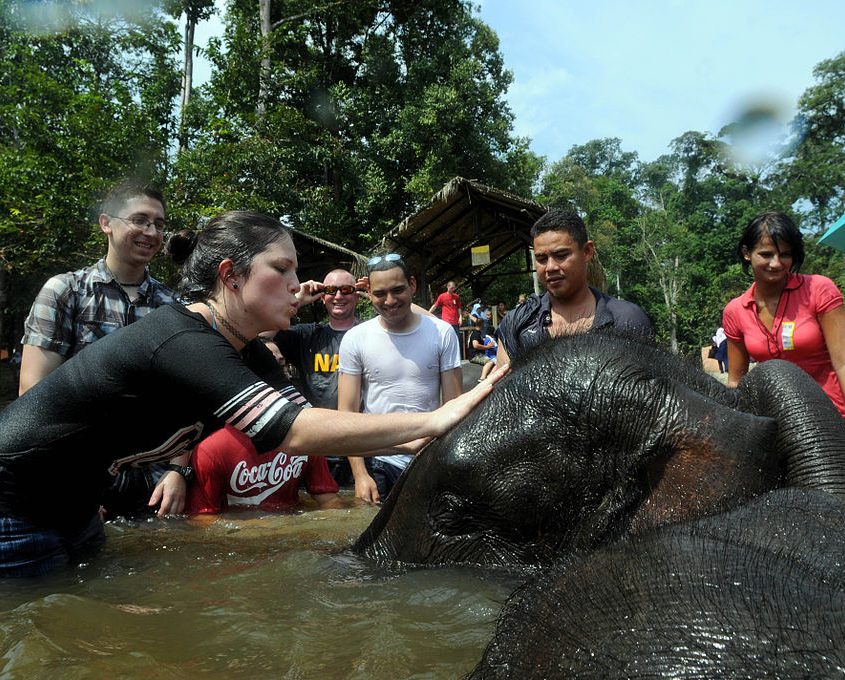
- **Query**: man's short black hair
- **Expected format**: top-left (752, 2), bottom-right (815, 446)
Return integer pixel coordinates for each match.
top-left (101, 179), bottom-right (166, 216)
top-left (367, 253), bottom-right (413, 282)
top-left (530, 209), bottom-right (589, 246)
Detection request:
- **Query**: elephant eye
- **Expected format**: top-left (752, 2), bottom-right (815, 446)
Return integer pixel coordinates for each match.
top-left (429, 492), bottom-right (484, 537)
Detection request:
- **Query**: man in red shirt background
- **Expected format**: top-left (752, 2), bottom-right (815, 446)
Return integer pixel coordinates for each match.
top-left (429, 280), bottom-right (462, 338)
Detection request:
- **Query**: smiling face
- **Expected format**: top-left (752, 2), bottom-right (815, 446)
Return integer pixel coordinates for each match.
top-left (533, 230), bottom-right (594, 302)
top-left (102, 195), bottom-right (166, 268)
top-left (239, 236), bottom-right (301, 333)
top-left (321, 270), bottom-right (358, 323)
top-left (744, 233), bottom-right (793, 289)
top-left (368, 266), bottom-right (417, 330)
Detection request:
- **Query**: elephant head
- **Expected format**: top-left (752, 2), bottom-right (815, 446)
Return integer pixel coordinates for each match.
top-left (353, 332), bottom-right (811, 568)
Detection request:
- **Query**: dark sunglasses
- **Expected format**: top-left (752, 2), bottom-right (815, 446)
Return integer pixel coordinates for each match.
top-left (322, 284), bottom-right (357, 295)
top-left (367, 253), bottom-right (402, 267)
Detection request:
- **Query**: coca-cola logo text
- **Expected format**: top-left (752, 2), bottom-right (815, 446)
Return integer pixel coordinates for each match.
top-left (230, 452), bottom-right (308, 494)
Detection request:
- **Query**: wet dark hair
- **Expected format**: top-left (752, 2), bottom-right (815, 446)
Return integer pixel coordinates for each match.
top-left (737, 211), bottom-right (804, 275)
top-left (168, 210), bottom-right (293, 302)
top-left (367, 253), bottom-right (413, 282)
top-left (530, 209), bottom-right (589, 246)
top-left (101, 180), bottom-right (166, 216)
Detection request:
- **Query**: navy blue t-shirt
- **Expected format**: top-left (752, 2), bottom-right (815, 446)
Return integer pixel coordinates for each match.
top-left (497, 288), bottom-right (653, 362)
top-left (0, 304), bottom-right (302, 532)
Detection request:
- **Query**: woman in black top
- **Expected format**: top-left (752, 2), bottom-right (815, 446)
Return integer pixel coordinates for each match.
top-left (0, 211), bottom-right (502, 577)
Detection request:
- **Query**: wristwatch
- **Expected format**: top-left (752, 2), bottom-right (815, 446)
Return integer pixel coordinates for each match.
top-left (165, 464), bottom-right (195, 482)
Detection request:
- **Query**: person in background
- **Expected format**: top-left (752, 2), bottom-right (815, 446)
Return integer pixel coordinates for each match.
top-left (338, 253), bottom-right (462, 504)
top-left (8, 347), bottom-right (21, 385)
top-left (470, 299), bottom-right (493, 335)
top-left (467, 317), bottom-right (496, 381)
top-left (258, 332), bottom-right (290, 379)
top-left (722, 210), bottom-right (845, 416)
top-left (712, 326), bottom-right (728, 374)
top-left (274, 268), bottom-right (363, 485)
top-left (18, 179), bottom-right (182, 518)
top-left (0, 211), bottom-right (503, 578)
top-left (429, 280), bottom-right (462, 338)
top-left (185, 423), bottom-right (343, 515)
top-left (497, 209), bottom-right (652, 365)
top-left (494, 301), bottom-right (509, 329)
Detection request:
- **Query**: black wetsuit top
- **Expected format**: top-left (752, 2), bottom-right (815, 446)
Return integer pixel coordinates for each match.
top-left (0, 304), bottom-right (302, 532)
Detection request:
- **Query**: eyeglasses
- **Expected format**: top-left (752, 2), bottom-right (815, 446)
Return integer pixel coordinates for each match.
top-left (367, 253), bottom-right (402, 267)
top-left (108, 214), bottom-right (167, 233)
top-left (322, 284), bottom-right (357, 295)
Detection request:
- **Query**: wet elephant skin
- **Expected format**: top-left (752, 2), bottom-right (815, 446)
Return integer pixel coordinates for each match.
top-left (354, 331), bottom-right (845, 568)
top-left (468, 488), bottom-right (845, 679)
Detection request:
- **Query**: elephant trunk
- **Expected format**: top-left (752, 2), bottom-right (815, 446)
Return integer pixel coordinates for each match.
top-left (737, 360), bottom-right (845, 496)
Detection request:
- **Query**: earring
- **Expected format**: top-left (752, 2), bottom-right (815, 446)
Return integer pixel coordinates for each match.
top-left (233, 283), bottom-right (239, 289)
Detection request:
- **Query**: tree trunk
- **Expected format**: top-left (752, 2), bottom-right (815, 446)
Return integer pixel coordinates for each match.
top-left (178, 16), bottom-right (195, 153)
top-left (0, 268), bottom-right (8, 355)
top-left (257, 0), bottom-right (272, 122)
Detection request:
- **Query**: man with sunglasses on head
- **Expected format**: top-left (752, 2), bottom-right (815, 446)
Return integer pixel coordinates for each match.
top-left (19, 179), bottom-right (184, 516)
top-left (273, 268), bottom-right (363, 486)
top-left (338, 254), bottom-right (462, 504)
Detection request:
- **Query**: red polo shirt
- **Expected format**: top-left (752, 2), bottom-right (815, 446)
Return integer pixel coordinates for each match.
top-left (723, 273), bottom-right (844, 416)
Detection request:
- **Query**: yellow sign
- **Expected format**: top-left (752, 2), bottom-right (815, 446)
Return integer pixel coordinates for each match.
top-left (471, 244), bottom-right (490, 266)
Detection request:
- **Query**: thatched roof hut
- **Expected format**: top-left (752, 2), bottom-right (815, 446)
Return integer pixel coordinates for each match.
top-left (374, 176), bottom-right (604, 305)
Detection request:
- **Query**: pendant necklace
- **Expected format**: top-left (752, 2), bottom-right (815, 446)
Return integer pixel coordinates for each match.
top-left (206, 302), bottom-right (250, 345)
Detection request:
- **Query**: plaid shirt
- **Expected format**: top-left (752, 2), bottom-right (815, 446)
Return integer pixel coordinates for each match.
top-left (22, 258), bottom-right (176, 358)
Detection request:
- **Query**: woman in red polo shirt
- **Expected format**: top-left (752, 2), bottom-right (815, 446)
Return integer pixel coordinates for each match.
top-left (722, 211), bottom-right (845, 416)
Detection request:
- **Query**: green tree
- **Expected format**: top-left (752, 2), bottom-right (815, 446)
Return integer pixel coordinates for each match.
top-left (776, 52), bottom-right (845, 233)
top-left (538, 138), bottom-right (642, 299)
top-left (0, 0), bottom-right (180, 350)
top-left (171, 0), bottom-right (540, 251)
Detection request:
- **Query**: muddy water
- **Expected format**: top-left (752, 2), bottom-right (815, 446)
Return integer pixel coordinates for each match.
top-left (0, 496), bottom-right (518, 679)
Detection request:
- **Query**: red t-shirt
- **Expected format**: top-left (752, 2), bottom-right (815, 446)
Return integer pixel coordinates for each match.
top-left (723, 273), bottom-right (845, 416)
top-left (433, 292), bottom-right (461, 325)
top-left (186, 424), bottom-right (339, 514)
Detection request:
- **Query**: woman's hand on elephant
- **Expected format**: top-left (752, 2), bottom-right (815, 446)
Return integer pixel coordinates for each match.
top-left (354, 473), bottom-right (381, 505)
top-left (432, 362), bottom-right (509, 436)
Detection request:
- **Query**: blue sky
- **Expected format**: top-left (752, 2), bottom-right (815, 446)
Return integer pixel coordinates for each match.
top-left (191, 0), bottom-right (845, 165)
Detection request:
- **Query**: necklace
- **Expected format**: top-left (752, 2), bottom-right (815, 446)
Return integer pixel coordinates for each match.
top-left (206, 302), bottom-right (250, 345)
top-left (104, 262), bottom-right (143, 287)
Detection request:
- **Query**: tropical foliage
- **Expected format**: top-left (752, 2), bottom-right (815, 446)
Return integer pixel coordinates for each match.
top-left (1, 0), bottom-right (844, 357)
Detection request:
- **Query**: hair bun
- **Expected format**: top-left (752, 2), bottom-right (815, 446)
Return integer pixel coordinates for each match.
top-left (166, 229), bottom-right (199, 266)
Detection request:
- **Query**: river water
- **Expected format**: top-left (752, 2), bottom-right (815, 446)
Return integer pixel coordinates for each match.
top-left (0, 495), bottom-right (518, 679)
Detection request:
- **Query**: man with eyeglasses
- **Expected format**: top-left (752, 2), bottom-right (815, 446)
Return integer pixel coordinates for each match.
top-left (19, 179), bottom-right (183, 516)
top-left (338, 254), bottom-right (462, 503)
top-left (273, 268), bottom-right (363, 486)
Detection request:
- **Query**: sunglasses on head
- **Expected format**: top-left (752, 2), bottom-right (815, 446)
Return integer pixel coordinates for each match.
top-left (322, 284), bottom-right (357, 295)
top-left (367, 253), bottom-right (402, 267)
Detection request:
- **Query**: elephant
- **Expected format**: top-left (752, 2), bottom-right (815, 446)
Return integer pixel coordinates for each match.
top-left (351, 331), bottom-right (845, 678)
top-left (353, 331), bottom-right (845, 568)
top-left (468, 487), bottom-right (845, 679)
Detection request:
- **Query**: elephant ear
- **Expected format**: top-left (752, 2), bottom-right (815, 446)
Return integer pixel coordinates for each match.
top-left (628, 380), bottom-right (780, 534)
top-left (736, 360), bottom-right (845, 497)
